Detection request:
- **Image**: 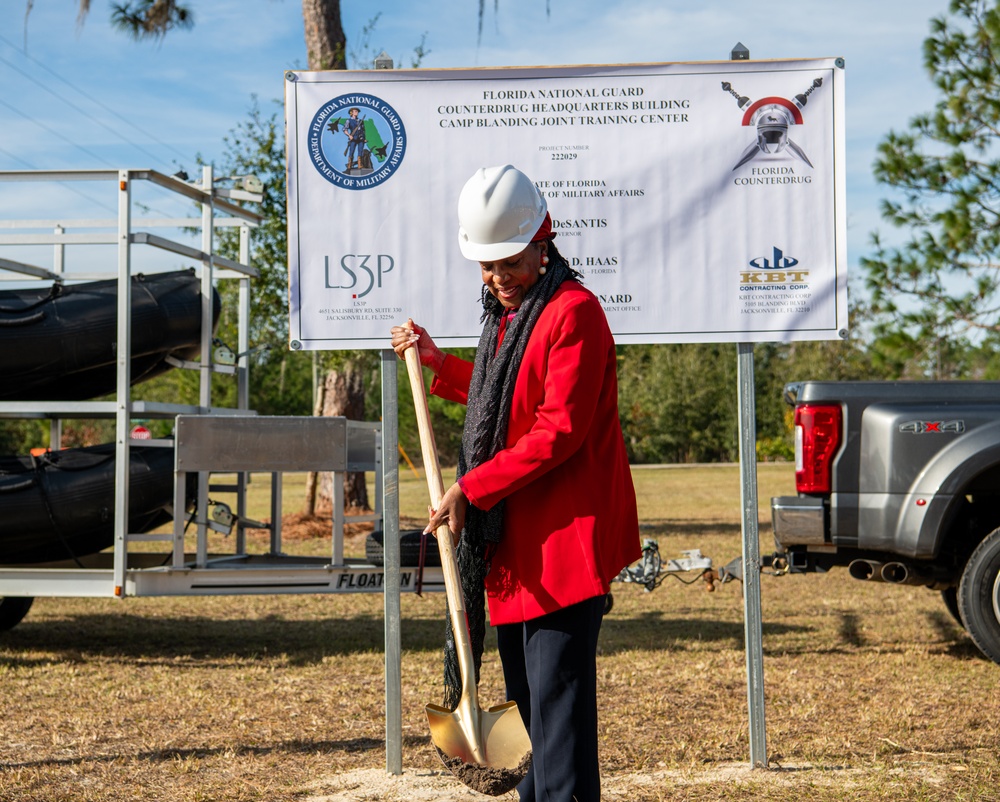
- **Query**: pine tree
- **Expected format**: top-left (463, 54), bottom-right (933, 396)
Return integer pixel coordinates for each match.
top-left (862, 0), bottom-right (1000, 375)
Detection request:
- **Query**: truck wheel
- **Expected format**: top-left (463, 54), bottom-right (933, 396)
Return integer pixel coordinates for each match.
top-left (958, 527), bottom-right (1000, 665)
top-left (0, 597), bottom-right (33, 631)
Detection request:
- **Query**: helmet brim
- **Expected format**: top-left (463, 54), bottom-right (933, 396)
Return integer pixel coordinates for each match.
top-left (458, 231), bottom-right (533, 262)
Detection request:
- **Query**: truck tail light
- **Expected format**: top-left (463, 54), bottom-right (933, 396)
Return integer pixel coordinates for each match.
top-left (794, 403), bottom-right (841, 494)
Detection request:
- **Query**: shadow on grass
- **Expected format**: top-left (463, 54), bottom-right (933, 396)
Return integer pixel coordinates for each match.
top-left (640, 521), bottom-right (745, 538)
top-left (0, 733), bottom-right (431, 770)
top-left (838, 612), bottom-right (864, 648)
top-left (925, 609), bottom-right (964, 641)
top-left (917, 610), bottom-right (985, 661)
top-left (0, 613), bottom-right (438, 666)
top-left (600, 610), bottom-right (808, 652)
top-left (0, 610), bottom-right (809, 666)
top-left (7, 609), bottom-right (987, 667)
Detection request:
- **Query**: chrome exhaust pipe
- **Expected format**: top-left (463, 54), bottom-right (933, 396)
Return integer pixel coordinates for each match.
top-left (880, 561), bottom-right (941, 587)
top-left (881, 562), bottom-right (909, 584)
top-left (848, 559), bottom-right (884, 582)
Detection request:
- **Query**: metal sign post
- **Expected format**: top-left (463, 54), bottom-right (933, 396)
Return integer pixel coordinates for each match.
top-left (737, 343), bottom-right (767, 767)
top-left (732, 42), bottom-right (768, 769)
top-left (375, 53), bottom-right (404, 777)
top-left (381, 349), bottom-right (403, 775)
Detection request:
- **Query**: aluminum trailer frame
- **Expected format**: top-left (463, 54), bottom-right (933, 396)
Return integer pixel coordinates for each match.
top-left (0, 167), bottom-right (413, 775)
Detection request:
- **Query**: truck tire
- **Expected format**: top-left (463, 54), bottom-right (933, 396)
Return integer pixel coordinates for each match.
top-left (958, 527), bottom-right (1000, 665)
top-left (0, 597), bottom-right (33, 631)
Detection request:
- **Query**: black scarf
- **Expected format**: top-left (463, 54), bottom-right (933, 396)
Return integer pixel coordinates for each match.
top-left (441, 255), bottom-right (573, 710)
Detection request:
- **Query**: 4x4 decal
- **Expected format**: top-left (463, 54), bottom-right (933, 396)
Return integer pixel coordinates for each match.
top-left (898, 420), bottom-right (965, 434)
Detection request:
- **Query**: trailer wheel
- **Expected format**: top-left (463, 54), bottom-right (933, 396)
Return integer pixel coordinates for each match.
top-left (0, 597), bottom-right (33, 631)
top-left (958, 527), bottom-right (1000, 665)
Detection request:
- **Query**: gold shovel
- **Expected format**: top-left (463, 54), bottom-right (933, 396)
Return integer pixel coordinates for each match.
top-left (402, 343), bottom-right (532, 795)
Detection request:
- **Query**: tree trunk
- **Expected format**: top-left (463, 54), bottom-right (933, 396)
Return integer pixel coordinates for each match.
top-left (300, 0), bottom-right (368, 515)
top-left (318, 362), bottom-right (370, 512)
top-left (301, 0), bottom-right (346, 70)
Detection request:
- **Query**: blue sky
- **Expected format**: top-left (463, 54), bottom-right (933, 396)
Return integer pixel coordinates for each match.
top-left (0, 0), bottom-right (953, 273)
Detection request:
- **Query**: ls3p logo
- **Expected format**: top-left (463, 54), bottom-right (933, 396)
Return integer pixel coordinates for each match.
top-left (324, 253), bottom-right (395, 298)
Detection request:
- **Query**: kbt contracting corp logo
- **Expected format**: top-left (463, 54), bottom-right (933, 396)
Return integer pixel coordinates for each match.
top-left (738, 246), bottom-right (813, 318)
top-left (741, 247), bottom-right (808, 286)
top-left (307, 93), bottom-right (406, 190)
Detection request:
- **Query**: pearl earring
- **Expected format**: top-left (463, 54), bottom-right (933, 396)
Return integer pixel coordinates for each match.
top-left (538, 266), bottom-right (547, 275)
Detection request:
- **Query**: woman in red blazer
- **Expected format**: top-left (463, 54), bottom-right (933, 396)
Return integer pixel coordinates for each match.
top-left (392, 165), bottom-right (639, 802)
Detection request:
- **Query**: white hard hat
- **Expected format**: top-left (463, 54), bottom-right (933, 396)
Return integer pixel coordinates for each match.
top-left (457, 165), bottom-right (547, 261)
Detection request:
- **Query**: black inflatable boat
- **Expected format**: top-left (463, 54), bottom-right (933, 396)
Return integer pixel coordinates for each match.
top-left (0, 443), bottom-right (194, 565)
top-left (0, 269), bottom-right (219, 401)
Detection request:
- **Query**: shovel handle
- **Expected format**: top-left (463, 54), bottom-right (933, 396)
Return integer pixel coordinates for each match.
top-left (403, 345), bottom-right (447, 507)
top-left (403, 343), bottom-right (479, 697)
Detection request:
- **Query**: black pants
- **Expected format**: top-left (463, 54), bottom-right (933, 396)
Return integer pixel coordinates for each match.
top-left (495, 594), bottom-right (606, 802)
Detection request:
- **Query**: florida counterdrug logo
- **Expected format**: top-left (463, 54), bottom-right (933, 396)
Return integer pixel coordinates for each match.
top-left (720, 77), bottom-right (824, 171)
top-left (308, 93), bottom-right (406, 190)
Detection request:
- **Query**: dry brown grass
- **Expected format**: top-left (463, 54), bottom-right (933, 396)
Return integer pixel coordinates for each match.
top-left (0, 464), bottom-right (998, 801)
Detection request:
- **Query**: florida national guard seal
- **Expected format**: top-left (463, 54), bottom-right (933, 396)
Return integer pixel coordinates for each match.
top-left (307, 92), bottom-right (406, 190)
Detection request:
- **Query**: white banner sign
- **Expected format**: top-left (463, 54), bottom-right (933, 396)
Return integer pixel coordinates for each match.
top-left (285, 59), bottom-right (847, 350)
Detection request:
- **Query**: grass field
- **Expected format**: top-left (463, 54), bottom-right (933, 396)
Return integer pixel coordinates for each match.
top-left (0, 463), bottom-right (997, 801)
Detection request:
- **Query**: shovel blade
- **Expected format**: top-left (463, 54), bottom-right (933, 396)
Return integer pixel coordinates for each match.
top-left (427, 700), bottom-right (531, 770)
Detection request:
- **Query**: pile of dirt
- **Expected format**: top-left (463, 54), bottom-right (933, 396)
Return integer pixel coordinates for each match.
top-left (437, 748), bottom-right (531, 796)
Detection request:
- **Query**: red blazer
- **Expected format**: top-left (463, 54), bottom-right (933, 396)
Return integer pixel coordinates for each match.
top-left (431, 281), bottom-right (640, 625)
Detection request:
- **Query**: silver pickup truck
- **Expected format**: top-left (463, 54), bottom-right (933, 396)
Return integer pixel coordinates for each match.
top-left (770, 380), bottom-right (1000, 666)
